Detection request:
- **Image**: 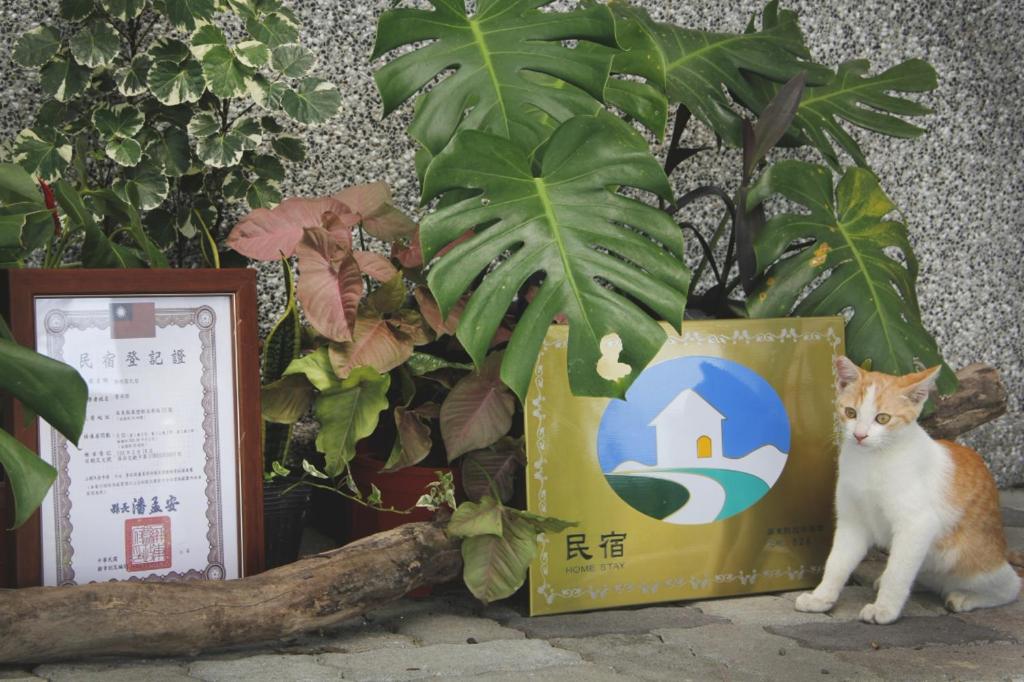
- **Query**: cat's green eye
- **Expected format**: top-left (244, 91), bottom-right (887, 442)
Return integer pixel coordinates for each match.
top-left (875, 413), bottom-right (891, 425)
top-left (844, 407), bottom-right (857, 419)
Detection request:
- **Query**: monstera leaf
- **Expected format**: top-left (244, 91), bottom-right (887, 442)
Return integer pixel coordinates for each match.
top-left (745, 160), bottom-right (955, 393)
top-left (372, 0), bottom-right (619, 166)
top-left (606, 0), bottom-right (831, 148)
top-left (744, 59), bottom-right (938, 168)
top-left (420, 114), bottom-right (689, 400)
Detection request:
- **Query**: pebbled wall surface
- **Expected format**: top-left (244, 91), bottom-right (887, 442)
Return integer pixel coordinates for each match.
top-left (1, 1), bottom-right (1021, 485)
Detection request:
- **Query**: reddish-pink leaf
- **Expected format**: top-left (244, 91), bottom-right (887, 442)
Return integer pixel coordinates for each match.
top-left (227, 197), bottom-right (349, 261)
top-left (440, 353), bottom-right (515, 462)
top-left (383, 406), bottom-right (433, 471)
top-left (294, 227), bottom-right (363, 342)
top-left (328, 312), bottom-right (414, 378)
top-left (334, 182), bottom-right (417, 241)
top-left (414, 287), bottom-right (465, 336)
top-left (388, 309), bottom-right (434, 346)
top-left (354, 250), bottom-right (399, 282)
top-left (436, 229), bottom-right (474, 260)
top-left (461, 437), bottom-right (525, 503)
top-left (323, 210), bottom-right (360, 250)
top-left (392, 237), bottom-right (423, 269)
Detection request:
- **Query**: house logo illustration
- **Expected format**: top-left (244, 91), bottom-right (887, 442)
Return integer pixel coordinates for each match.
top-left (597, 356), bottom-right (791, 525)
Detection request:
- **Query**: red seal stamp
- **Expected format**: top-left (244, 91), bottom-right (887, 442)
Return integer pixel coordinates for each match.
top-left (125, 516), bottom-right (172, 572)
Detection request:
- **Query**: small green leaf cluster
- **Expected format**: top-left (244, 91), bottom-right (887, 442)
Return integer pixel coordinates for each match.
top-left (9, 0), bottom-right (339, 265)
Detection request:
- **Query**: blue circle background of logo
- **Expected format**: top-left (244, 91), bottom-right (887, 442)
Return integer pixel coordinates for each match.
top-left (597, 355), bottom-right (791, 523)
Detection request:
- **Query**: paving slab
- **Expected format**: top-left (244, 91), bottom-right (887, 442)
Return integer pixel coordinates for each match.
top-left (316, 639), bottom-right (584, 680)
top-left (395, 612), bottom-right (525, 645)
top-left (0, 671), bottom-right (40, 681)
top-left (550, 632), bottom-right (738, 681)
top-left (35, 661), bottom-right (194, 682)
top-left (836, 641), bottom-right (1024, 682)
top-left (1004, 526), bottom-right (1024, 549)
top-left (827, 585), bottom-right (946, 620)
top-left (690, 592), bottom-right (833, 625)
top-left (189, 654), bottom-right (341, 682)
top-left (499, 605), bottom-right (725, 639)
top-left (655, 623), bottom-right (881, 681)
top-left (1002, 506), bottom-right (1024, 528)
top-left (1000, 489), bottom-right (1024, 512)
top-left (445, 663), bottom-right (631, 681)
top-left (951, 596), bottom-right (1024, 640)
top-left (767, 615), bottom-right (1015, 652)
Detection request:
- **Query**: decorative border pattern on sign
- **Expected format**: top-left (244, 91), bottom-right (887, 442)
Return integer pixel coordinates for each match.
top-left (43, 304), bottom-right (225, 584)
top-left (531, 325), bottom-right (842, 608)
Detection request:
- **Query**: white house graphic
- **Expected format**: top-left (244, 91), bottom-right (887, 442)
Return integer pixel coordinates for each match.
top-left (611, 386), bottom-right (789, 524)
top-left (650, 388), bottom-right (724, 466)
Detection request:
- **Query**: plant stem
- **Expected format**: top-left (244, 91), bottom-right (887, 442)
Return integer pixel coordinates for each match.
top-left (691, 211), bottom-right (730, 291)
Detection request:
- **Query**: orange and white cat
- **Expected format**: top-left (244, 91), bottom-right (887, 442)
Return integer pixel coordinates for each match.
top-left (795, 356), bottom-right (1021, 624)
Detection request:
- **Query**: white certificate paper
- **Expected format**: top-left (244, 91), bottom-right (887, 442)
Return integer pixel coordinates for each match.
top-left (34, 295), bottom-right (240, 585)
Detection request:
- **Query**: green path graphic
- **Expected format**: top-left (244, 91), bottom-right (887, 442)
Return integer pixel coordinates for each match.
top-left (605, 474), bottom-right (689, 520)
top-left (671, 468), bottom-right (770, 520)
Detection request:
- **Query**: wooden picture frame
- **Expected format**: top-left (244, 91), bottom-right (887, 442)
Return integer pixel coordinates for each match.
top-left (0, 269), bottom-right (264, 586)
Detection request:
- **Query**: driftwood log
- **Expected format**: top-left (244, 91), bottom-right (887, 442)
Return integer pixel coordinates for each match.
top-left (0, 364), bottom-right (1008, 664)
top-left (0, 522), bottom-right (461, 664)
top-left (920, 363), bottom-right (1008, 440)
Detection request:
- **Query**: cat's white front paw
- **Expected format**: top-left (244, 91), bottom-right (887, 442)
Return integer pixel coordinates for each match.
top-left (795, 592), bottom-right (834, 613)
top-left (859, 602), bottom-right (900, 624)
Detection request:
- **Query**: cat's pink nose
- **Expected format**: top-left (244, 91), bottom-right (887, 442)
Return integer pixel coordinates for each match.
top-left (854, 432), bottom-right (868, 444)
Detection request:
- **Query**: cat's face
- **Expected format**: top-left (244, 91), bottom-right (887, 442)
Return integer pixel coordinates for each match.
top-left (834, 356), bottom-right (939, 450)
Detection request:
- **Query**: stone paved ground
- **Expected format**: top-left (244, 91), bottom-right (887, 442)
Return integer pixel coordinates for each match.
top-left (3, 490), bottom-right (1023, 682)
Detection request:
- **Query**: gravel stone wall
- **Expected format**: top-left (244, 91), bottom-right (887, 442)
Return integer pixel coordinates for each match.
top-left (1, 1), bottom-right (1020, 485)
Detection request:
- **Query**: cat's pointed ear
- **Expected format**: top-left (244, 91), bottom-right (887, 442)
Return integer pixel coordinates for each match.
top-left (834, 356), bottom-right (862, 389)
top-left (902, 365), bottom-right (941, 404)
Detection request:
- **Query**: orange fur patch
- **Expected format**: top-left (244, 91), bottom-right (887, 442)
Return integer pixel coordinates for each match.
top-left (935, 440), bottom-right (1009, 577)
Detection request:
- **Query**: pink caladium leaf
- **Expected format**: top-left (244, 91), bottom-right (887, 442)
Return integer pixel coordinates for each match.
top-left (227, 196), bottom-right (350, 260)
top-left (392, 236), bottom-right (423, 269)
top-left (383, 406), bottom-right (434, 471)
top-left (440, 352), bottom-right (515, 462)
top-left (334, 182), bottom-right (417, 241)
top-left (353, 250), bottom-right (399, 282)
top-left (294, 227), bottom-right (363, 342)
top-left (327, 311), bottom-right (414, 378)
top-left (323, 209), bottom-right (361, 250)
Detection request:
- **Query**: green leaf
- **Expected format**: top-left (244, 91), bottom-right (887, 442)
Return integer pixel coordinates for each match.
top-left (261, 373), bottom-right (313, 424)
top-left (148, 37), bottom-right (191, 63)
top-left (246, 179), bottom-right (281, 209)
top-left (235, 40), bottom-right (270, 68)
top-left (146, 126), bottom-right (191, 177)
top-left (69, 19), bottom-right (120, 68)
top-left (301, 459), bottom-right (329, 479)
top-left (187, 111), bottom-right (220, 138)
top-left (40, 56), bottom-right (92, 102)
top-left (60, 0), bottom-right (95, 21)
top-left (283, 347), bottom-right (339, 392)
top-left (33, 100), bottom-right (69, 129)
top-left (245, 73), bottom-right (288, 110)
top-left (270, 43), bottom-right (314, 77)
top-left (248, 153), bottom-right (285, 182)
top-left (606, 2), bottom-right (831, 147)
top-left (105, 136), bottom-right (142, 166)
top-left (421, 114), bottom-right (689, 401)
top-left (232, 116), bottom-right (262, 150)
top-left (201, 45), bottom-right (252, 99)
top-left (14, 127), bottom-right (72, 182)
top-left (406, 352), bottom-right (473, 376)
top-left (53, 179), bottom-right (138, 268)
top-left (100, 0), bottom-right (145, 21)
top-left (281, 77), bottom-right (340, 124)
top-left (0, 428), bottom-right (58, 529)
top-left (245, 12), bottom-right (299, 48)
top-left (447, 495), bottom-right (502, 538)
top-left (746, 161), bottom-right (955, 394)
top-left (116, 55), bottom-right (151, 96)
top-left (148, 58), bottom-right (206, 105)
top-left (262, 257), bottom-right (301, 383)
top-left (92, 103), bottom-right (145, 139)
top-left (372, 0), bottom-right (618, 162)
top-left (13, 26), bottom-right (61, 68)
top-left (0, 335), bottom-right (87, 446)
top-left (189, 24), bottom-right (227, 60)
top-left (459, 506), bottom-right (537, 604)
top-left (271, 135), bottom-right (305, 162)
top-left (510, 508), bottom-right (577, 534)
top-left (366, 273), bottom-right (405, 315)
top-left (260, 115), bottom-right (284, 133)
top-left (746, 59), bottom-right (938, 168)
top-left (314, 368), bottom-right (390, 476)
top-left (111, 163), bottom-right (168, 210)
top-left (196, 130), bottom-right (245, 167)
top-left (0, 162), bottom-right (45, 204)
top-left (164, 0), bottom-right (215, 31)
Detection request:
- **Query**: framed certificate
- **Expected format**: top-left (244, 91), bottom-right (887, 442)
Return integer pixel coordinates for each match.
top-left (1, 270), bottom-right (263, 586)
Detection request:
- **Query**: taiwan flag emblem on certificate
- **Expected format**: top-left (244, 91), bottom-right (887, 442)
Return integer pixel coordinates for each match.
top-left (110, 302), bottom-right (156, 339)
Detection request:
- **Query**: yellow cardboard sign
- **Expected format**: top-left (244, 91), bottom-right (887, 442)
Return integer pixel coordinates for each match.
top-left (526, 317), bottom-right (844, 616)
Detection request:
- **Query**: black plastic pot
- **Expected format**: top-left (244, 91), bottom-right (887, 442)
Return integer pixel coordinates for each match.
top-left (263, 477), bottom-right (312, 570)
